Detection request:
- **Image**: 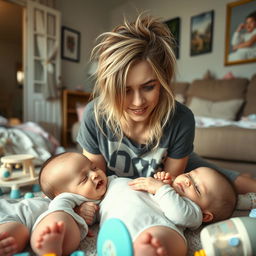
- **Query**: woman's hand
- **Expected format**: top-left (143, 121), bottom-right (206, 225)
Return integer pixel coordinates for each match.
top-left (129, 177), bottom-right (165, 194)
top-left (74, 201), bottom-right (99, 225)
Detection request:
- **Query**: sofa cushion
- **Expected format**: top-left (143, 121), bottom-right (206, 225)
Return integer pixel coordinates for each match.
top-left (194, 126), bottom-right (256, 163)
top-left (243, 74), bottom-right (256, 116)
top-left (188, 97), bottom-right (244, 120)
top-left (186, 78), bottom-right (248, 105)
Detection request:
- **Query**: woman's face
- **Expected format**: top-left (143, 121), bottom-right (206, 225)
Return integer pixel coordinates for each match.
top-left (124, 60), bottom-right (161, 124)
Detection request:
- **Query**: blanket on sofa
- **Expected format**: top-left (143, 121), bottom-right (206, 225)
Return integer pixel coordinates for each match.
top-left (195, 116), bottom-right (256, 129)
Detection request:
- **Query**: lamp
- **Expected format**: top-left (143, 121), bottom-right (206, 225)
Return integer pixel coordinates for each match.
top-left (16, 70), bottom-right (24, 85)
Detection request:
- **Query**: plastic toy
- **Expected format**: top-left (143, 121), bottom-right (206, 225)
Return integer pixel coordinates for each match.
top-left (0, 154), bottom-right (40, 198)
top-left (97, 218), bottom-right (133, 256)
top-left (13, 252), bottom-right (30, 256)
top-left (194, 210), bottom-right (256, 256)
top-left (70, 250), bottom-right (86, 256)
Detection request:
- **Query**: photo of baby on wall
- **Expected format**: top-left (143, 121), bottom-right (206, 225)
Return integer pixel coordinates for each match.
top-left (225, 0), bottom-right (256, 66)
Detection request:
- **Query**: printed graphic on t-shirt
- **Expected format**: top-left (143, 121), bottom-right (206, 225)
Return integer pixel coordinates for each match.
top-left (107, 141), bottom-right (167, 178)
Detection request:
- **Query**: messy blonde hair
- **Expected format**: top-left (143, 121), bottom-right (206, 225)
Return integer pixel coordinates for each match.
top-left (92, 14), bottom-right (177, 148)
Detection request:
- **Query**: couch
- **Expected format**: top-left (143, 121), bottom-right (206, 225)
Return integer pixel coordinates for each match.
top-left (174, 74), bottom-right (256, 176)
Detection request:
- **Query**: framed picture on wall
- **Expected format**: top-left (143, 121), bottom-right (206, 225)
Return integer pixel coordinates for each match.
top-left (190, 10), bottom-right (214, 56)
top-left (224, 0), bottom-right (256, 66)
top-left (61, 26), bottom-right (80, 62)
top-left (165, 17), bottom-right (181, 59)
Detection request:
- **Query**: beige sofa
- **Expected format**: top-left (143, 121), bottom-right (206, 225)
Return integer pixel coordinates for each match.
top-left (174, 74), bottom-right (256, 175)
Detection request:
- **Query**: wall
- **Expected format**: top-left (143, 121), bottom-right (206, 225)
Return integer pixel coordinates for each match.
top-left (106, 0), bottom-right (256, 82)
top-left (56, 0), bottom-right (256, 88)
top-left (0, 0), bottom-right (23, 119)
top-left (56, 0), bottom-right (110, 91)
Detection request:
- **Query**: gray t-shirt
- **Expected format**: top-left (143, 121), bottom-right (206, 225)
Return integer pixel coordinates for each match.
top-left (77, 100), bottom-right (194, 178)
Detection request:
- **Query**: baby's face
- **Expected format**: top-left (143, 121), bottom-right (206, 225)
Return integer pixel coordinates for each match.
top-left (245, 17), bottom-right (256, 33)
top-left (172, 167), bottom-right (223, 210)
top-left (54, 153), bottom-right (108, 200)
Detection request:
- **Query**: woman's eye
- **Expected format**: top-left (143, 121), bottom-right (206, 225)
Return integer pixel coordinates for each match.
top-left (143, 85), bottom-right (155, 91)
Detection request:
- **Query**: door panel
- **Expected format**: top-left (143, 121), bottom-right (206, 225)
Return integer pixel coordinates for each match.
top-left (24, 0), bottom-right (61, 139)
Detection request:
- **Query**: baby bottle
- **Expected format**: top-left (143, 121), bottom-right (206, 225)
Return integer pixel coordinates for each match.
top-left (194, 211), bottom-right (256, 256)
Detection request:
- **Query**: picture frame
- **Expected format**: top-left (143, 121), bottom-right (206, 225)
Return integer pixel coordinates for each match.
top-left (165, 17), bottom-right (181, 59)
top-left (61, 26), bottom-right (80, 62)
top-left (190, 10), bottom-right (214, 56)
top-left (224, 0), bottom-right (256, 66)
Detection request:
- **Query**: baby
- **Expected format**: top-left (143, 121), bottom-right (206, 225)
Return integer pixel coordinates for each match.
top-left (31, 152), bottom-right (236, 256)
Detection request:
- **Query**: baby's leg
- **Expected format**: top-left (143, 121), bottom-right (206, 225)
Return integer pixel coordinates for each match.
top-left (134, 226), bottom-right (187, 256)
top-left (0, 222), bottom-right (30, 255)
top-left (31, 211), bottom-right (81, 256)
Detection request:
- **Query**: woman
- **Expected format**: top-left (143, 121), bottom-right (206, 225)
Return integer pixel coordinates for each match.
top-left (77, 14), bottom-right (256, 195)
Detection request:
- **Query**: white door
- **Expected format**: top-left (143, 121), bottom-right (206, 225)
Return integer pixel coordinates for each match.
top-left (24, 0), bottom-right (61, 139)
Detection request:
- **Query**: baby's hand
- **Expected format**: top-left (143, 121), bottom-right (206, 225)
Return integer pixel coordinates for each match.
top-left (129, 177), bottom-right (164, 194)
top-left (154, 171), bottom-right (173, 185)
top-left (237, 23), bottom-right (245, 32)
top-left (74, 201), bottom-right (99, 225)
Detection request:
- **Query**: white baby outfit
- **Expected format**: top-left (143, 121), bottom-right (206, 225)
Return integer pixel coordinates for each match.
top-left (0, 197), bottom-right (51, 231)
top-left (99, 176), bottom-right (202, 242)
top-left (33, 192), bottom-right (99, 239)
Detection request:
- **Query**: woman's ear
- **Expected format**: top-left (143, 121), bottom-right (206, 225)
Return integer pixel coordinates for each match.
top-left (202, 210), bottom-right (213, 223)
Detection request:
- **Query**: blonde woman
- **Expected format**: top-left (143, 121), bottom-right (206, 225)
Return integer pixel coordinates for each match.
top-left (77, 14), bottom-right (256, 198)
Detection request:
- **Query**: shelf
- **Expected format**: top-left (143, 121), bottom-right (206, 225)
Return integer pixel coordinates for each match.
top-left (62, 90), bottom-right (91, 147)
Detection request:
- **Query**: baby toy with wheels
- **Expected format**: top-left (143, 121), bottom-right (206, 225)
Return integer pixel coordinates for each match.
top-left (0, 154), bottom-right (40, 198)
top-left (97, 218), bottom-right (133, 256)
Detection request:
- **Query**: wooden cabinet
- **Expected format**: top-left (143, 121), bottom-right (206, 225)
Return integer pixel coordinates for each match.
top-left (62, 90), bottom-right (91, 147)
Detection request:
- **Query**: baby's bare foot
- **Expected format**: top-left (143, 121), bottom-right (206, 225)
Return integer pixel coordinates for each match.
top-left (0, 232), bottom-right (18, 256)
top-left (134, 232), bottom-right (167, 256)
top-left (35, 221), bottom-right (65, 256)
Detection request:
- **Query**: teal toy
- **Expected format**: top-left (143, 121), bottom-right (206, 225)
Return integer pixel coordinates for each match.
top-left (13, 252), bottom-right (30, 256)
top-left (24, 192), bottom-right (35, 198)
top-left (1, 167), bottom-right (11, 180)
top-left (10, 188), bottom-right (21, 199)
top-left (70, 250), bottom-right (86, 256)
top-left (97, 218), bottom-right (133, 256)
top-left (32, 183), bottom-right (41, 192)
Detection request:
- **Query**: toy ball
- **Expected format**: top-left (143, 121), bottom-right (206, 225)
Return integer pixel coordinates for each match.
top-left (0, 167), bottom-right (11, 180)
top-left (24, 192), bottom-right (35, 199)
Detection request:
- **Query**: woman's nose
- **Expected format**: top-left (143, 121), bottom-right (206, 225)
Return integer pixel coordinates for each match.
top-left (132, 91), bottom-right (145, 106)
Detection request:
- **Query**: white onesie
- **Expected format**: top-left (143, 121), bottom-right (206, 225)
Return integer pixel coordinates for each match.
top-left (0, 197), bottom-right (50, 231)
top-left (33, 192), bottom-right (100, 240)
top-left (99, 176), bottom-right (202, 242)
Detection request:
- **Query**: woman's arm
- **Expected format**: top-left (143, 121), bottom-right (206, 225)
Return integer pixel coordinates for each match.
top-left (82, 148), bottom-right (106, 173)
top-left (163, 156), bottom-right (189, 177)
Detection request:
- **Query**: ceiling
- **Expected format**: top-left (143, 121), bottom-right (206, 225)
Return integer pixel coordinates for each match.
top-left (0, 0), bottom-right (22, 42)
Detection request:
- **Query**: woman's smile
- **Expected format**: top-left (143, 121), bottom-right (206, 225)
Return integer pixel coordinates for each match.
top-left (128, 106), bottom-right (148, 115)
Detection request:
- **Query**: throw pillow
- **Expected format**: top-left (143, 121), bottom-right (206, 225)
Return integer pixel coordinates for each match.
top-left (76, 103), bottom-right (87, 122)
top-left (223, 72), bottom-right (235, 79)
top-left (188, 97), bottom-right (244, 120)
